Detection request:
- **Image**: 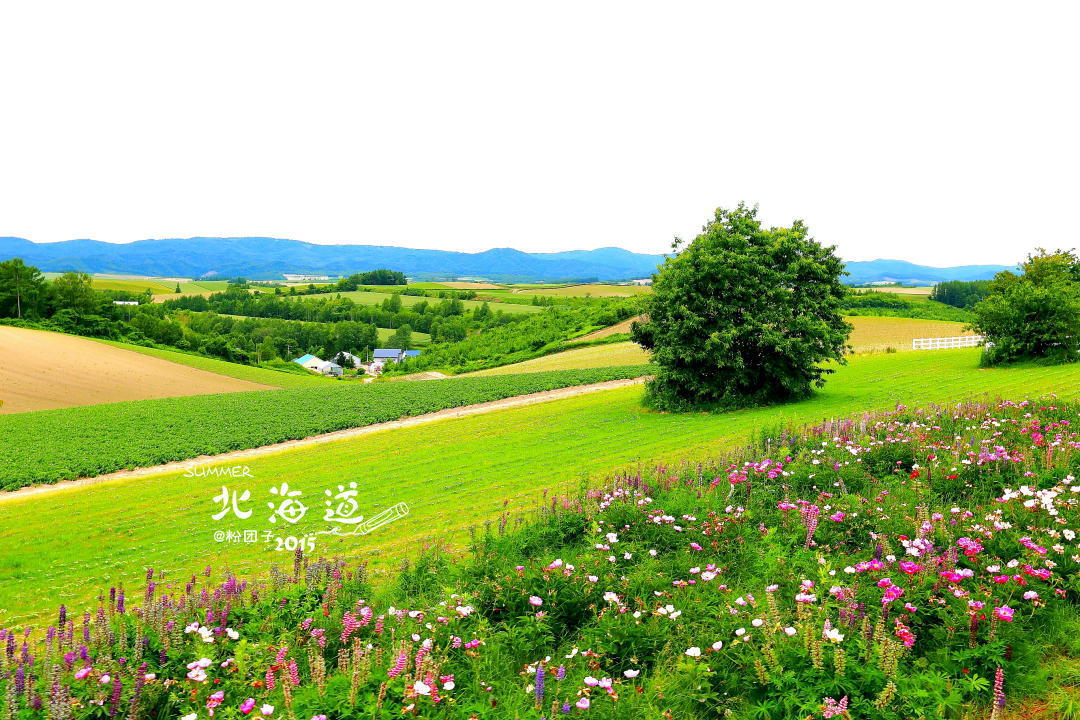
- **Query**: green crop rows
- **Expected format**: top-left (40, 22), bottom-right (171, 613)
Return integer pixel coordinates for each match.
top-left (0, 366), bottom-right (652, 489)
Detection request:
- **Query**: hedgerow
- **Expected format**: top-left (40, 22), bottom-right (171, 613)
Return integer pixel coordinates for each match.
top-left (0, 366), bottom-right (652, 489)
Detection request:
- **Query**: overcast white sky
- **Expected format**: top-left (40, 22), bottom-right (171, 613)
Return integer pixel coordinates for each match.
top-left (1, 2), bottom-right (1077, 265)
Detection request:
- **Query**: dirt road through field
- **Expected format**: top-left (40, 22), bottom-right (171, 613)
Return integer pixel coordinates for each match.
top-left (0, 376), bottom-right (649, 502)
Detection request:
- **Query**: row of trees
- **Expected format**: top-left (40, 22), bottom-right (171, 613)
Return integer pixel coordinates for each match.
top-left (929, 279), bottom-right (991, 308)
top-left (163, 289), bottom-right (523, 344)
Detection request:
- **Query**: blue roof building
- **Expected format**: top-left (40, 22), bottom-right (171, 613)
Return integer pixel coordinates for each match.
top-left (372, 349), bottom-right (402, 360)
top-left (292, 354), bottom-right (318, 365)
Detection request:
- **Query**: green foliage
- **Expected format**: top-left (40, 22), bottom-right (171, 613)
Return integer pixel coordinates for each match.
top-left (0, 365), bottom-right (652, 489)
top-left (335, 268), bottom-right (408, 287)
top-left (633, 204), bottom-right (850, 410)
top-left (929, 280), bottom-right (991, 309)
top-left (842, 291), bottom-right (974, 321)
top-left (972, 248), bottom-right (1080, 365)
top-left (396, 299), bottom-right (641, 373)
top-left (0, 257), bottom-right (48, 318)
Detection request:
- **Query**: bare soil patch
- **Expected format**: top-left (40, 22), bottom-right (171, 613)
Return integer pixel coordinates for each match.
top-left (0, 326), bottom-right (274, 414)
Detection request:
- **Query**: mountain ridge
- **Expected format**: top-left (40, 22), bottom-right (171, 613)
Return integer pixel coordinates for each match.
top-left (0, 236), bottom-right (1013, 284)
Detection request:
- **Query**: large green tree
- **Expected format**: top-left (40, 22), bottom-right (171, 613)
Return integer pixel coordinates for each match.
top-left (0, 258), bottom-right (48, 318)
top-left (631, 204), bottom-right (851, 410)
top-left (50, 271), bottom-right (100, 314)
top-left (971, 249), bottom-right (1079, 365)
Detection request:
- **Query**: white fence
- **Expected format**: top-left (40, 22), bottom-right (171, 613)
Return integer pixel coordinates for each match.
top-left (912, 335), bottom-right (985, 350)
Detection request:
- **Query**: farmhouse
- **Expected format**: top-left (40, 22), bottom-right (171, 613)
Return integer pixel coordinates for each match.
top-left (368, 348), bottom-right (422, 374)
top-left (292, 354), bottom-right (324, 372)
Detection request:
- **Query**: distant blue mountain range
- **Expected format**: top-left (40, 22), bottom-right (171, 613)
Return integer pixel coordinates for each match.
top-left (0, 237), bottom-right (1013, 285)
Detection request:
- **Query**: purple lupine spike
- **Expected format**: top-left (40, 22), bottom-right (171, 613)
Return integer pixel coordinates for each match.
top-left (146, 568), bottom-right (154, 581)
top-left (108, 677), bottom-right (122, 718)
top-left (58, 605), bottom-right (67, 626)
top-left (159, 649), bottom-right (168, 664)
top-left (14, 666), bottom-right (25, 695)
top-left (63, 651), bottom-right (75, 669)
top-left (535, 664), bottom-right (545, 703)
top-left (83, 613), bottom-right (91, 643)
top-left (204, 565), bottom-right (212, 577)
top-left (116, 589), bottom-right (125, 614)
top-left (145, 581), bottom-right (155, 604)
top-left (556, 665), bottom-right (566, 681)
top-left (79, 645), bottom-right (89, 662)
top-left (561, 702), bottom-right (571, 714)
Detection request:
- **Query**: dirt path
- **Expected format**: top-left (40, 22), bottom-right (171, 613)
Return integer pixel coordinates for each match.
top-left (0, 376), bottom-right (648, 502)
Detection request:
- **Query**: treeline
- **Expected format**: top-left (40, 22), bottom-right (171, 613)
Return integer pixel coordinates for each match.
top-left (841, 290), bottom-right (972, 322)
top-left (0, 259), bottom-right (390, 367)
top-left (392, 299), bottom-right (641, 373)
top-left (0, 260), bottom-right (150, 333)
top-left (928, 280), bottom-right (991, 308)
top-left (127, 305), bottom-right (385, 365)
top-left (164, 288), bottom-right (526, 343)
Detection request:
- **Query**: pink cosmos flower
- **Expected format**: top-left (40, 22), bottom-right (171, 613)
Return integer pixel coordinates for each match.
top-left (239, 698), bottom-right (256, 714)
top-left (994, 605), bottom-right (1015, 622)
top-left (529, 596), bottom-right (543, 607)
top-left (74, 667), bottom-right (92, 680)
top-left (576, 697), bottom-right (590, 709)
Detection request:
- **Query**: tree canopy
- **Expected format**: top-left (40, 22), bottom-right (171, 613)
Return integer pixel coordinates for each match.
top-left (631, 204), bottom-right (851, 410)
top-left (971, 248), bottom-right (1079, 365)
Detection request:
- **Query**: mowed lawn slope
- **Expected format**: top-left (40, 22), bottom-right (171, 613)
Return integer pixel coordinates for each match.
top-left (0, 326), bottom-right (273, 413)
top-left (1, 349), bottom-right (1077, 624)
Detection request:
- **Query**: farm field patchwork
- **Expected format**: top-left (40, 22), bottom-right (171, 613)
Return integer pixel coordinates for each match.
top-left (0, 366), bottom-right (653, 488)
top-left (467, 316), bottom-right (981, 376)
top-left (1, 348), bottom-right (1076, 625)
top-left (0, 326), bottom-right (274, 413)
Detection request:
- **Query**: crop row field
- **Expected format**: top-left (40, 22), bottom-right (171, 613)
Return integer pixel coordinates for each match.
top-left (0, 365), bottom-right (654, 489)
top-left (1, 348), bottom-right (1077, 625)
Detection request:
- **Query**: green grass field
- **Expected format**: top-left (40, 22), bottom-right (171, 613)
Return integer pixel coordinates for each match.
top-left (466, 341), bottom-right (648, 375)
top-left (289, 290), bottom-right (545, 314)
top-left (95, 339), bottom-right (331, 387)
top-left (85, 277), bottom-right (231, 294)
top-left (1, 348), bottom-right (1077, 626)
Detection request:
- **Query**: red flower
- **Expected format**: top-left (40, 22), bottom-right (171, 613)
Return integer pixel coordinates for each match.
top-left (909, 470), bottom-right (920, 479)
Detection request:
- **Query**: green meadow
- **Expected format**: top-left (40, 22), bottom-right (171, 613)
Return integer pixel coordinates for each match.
top-left (1, 348), bottom-right (1077, 626)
